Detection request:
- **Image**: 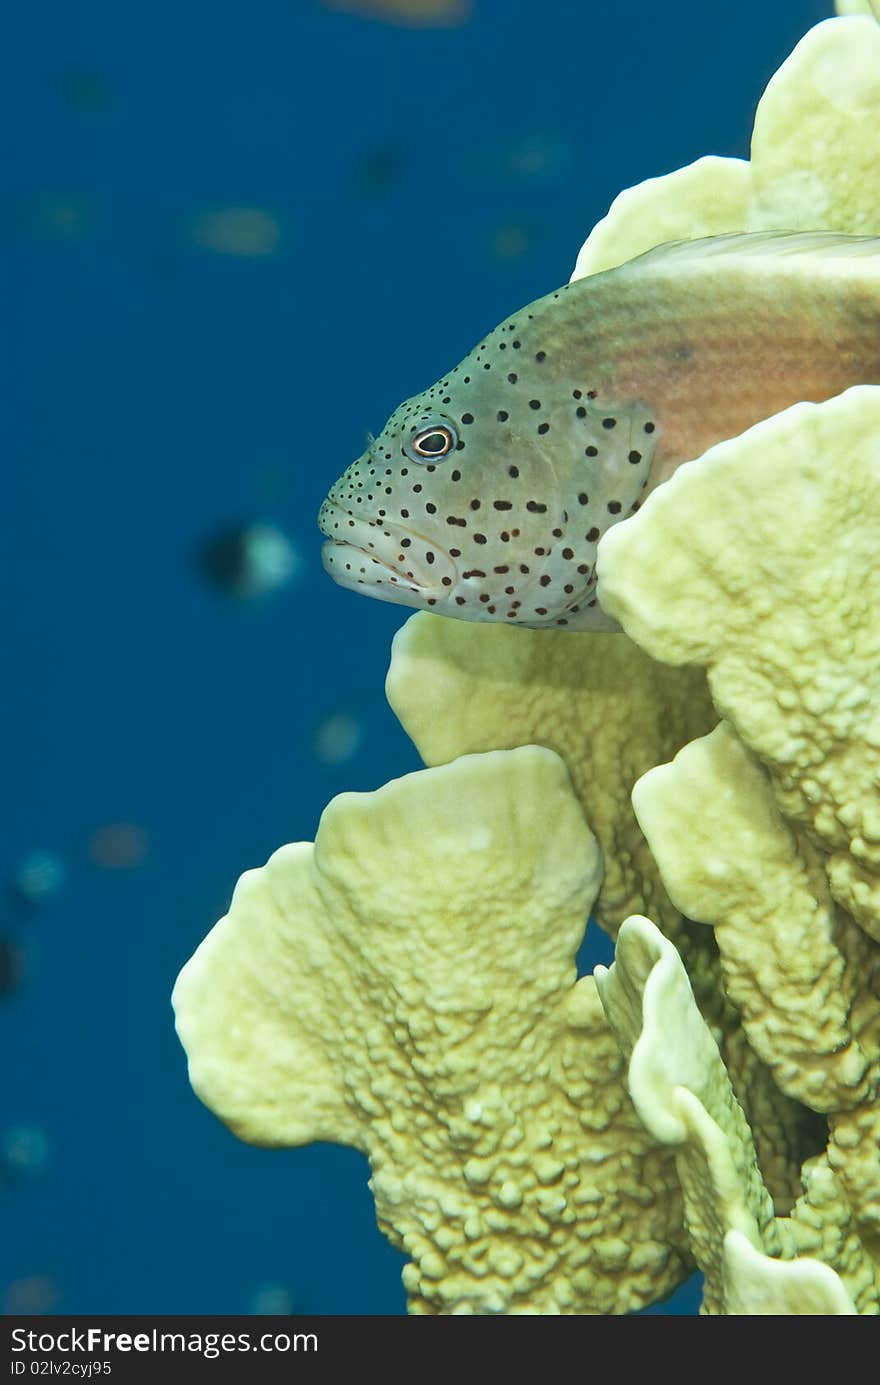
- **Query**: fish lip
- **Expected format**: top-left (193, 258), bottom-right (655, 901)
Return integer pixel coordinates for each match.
top-left (320, 537), bottom-right (435, 591)
top-left (317, 501), bottom-right (456, 587)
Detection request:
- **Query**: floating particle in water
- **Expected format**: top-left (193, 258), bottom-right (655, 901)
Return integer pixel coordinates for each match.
top-left (322, 0), bottom-right (471, 26)
top-left (491, 223), bottom-right (531, 262)
top-left (247, 1282), bottom-right (296, 1315)
top-left (89, 823), bottom-right (150, 871)
top-left (3, 1276), bottom-right (59, 1315)
top-left (197, 523), bottom-right (301, 599)
top-left (189, 207), bottom-right (283, 258)
top-left (55, 68), bottom-right (114, 115)
top-left (463, 132), bottom-right (571, 197)
top-left (312, 712), bottom-right (363, 766)
top-left (0, 938), bottom-right (25, 997)
top-left (1, 1125), bottom-right (50, 1186)
top-left (11, 851), bottom-right (65, 909)
top-left (354, 144), bottom-right (407, 197)
top-left (502, 132), bottom-right (572, 185)
top-left (13, 193), bottom-right (98, 243)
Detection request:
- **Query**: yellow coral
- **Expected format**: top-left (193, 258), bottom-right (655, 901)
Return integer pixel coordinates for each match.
top-left (387, 619), bottom-right (714, 945)
top-left (173, 748), bottom-right (690, 1314)
top-left (631, 722), bottom-right (880, 1114)
top-left (386, 618), bottom-right (821, 1216)
top-left (596, 916), bottom-right (859, 1315)
top-left (598, 387), bottom-right (880, 945)
top-left (629, 721), bottom-right (880, 1295)
top-left (572, 16), bottom-right (880, 283)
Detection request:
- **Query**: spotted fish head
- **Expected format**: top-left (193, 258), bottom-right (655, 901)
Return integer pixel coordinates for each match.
top-left (319, 297), bottom-right (658, 630)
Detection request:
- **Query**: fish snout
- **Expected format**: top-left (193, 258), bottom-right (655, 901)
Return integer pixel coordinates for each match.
top-left (318, 499), bottom-right (457, 603)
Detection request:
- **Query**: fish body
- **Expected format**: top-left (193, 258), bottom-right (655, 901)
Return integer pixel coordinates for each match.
top-left (319, 232), bottom-right (880, 630)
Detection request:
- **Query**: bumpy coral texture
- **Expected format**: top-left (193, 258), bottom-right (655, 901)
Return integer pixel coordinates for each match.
top-left (629, 725), bottom-right (880, 1309)
top-left (384, 16), bottom-right (880, 1310)
top-left (600, 388), bottom-right (880, 946)
top-left (173, 748), bottom-right (691, 1314)
top-left (595, 917), bottom-right (860, 1315)
top-left (174, 17), bottom-right (880, 1313)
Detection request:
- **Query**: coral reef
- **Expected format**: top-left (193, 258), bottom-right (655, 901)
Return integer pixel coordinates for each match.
top-left (173, 16), bottom-right (880, 1312)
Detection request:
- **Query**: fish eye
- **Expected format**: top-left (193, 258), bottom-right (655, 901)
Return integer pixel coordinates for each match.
top-left (406, 423), bottom-right (457, 464)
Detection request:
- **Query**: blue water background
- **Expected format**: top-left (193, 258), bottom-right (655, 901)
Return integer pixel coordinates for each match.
top-left (4, 0), bottom-right (828, 1315)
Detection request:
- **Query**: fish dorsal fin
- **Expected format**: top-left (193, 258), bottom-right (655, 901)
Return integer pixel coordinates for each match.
top-left (624, 229), bottom-right (880, 272)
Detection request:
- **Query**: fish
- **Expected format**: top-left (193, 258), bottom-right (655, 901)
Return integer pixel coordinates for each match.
top-left (319, 231), bottom-right (880, 631)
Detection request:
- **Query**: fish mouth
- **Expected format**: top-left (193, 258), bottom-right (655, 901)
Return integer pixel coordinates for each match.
top-left (320, 537), bottom-right (434, 595)
top-left (318, 502), bottom-right (454, 598)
